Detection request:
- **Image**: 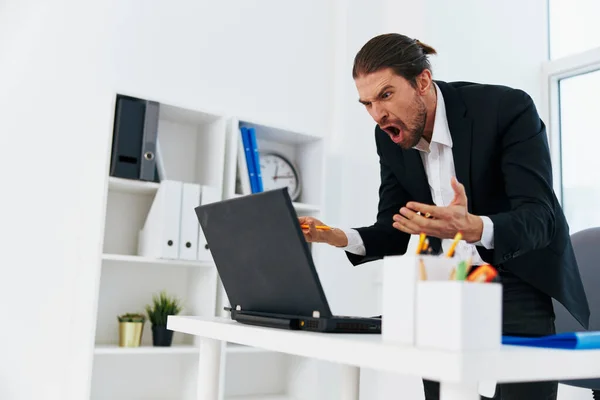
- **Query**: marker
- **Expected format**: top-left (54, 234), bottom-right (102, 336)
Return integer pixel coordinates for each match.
top-left (455, 260), bottom-right (467, 281)
top-left (466, 264), bottom-right (498, 283)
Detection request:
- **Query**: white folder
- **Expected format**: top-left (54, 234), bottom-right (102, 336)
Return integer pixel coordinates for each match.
top-left (138, 179), bottom-right (182, 259)
top-left (236, 129), bottom-right (251, 195)
top-left (197, 185), bottom-right (221, 262)
top-left (179, 182), bottom-right (201, 260)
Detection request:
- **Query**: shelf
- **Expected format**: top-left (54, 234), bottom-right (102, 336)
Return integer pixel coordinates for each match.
top-left (94, 344), bottom-right (199, 355)
top-left (239, 119), bottom-right (321, 145)
top-left (102, 253), bottom-right (214, 269)
top-left (231, 194), bottom-right (320, 214)
top-left (159, 102), bottom-right (223, 125)
top-left (291, 201), bottom-right (320, 214)
top-left (226, 395), bottom-right (294, 400)
top-left (108, 176), bottom-right (159, 195)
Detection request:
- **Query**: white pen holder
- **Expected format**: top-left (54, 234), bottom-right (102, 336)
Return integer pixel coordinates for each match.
top-left (382, 254), bottom-right (502, 351)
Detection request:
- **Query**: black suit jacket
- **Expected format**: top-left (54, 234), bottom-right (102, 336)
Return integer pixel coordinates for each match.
top-left (347, 80), bottom-right (590, 329)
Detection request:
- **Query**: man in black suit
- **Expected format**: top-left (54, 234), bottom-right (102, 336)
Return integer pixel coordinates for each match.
top-left (299, 33), bottom-right (590, 400)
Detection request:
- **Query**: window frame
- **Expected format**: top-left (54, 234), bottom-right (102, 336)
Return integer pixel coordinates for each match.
top-left (541, 46), bottom-right (600, 205)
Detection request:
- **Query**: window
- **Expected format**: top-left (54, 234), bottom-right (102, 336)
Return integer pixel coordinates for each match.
top-left (556, 69), bottom-right (600, 233)
top-left (549, 0), bottom-right (600, 59)
top-left (546, 0), bottom-right (600, 233)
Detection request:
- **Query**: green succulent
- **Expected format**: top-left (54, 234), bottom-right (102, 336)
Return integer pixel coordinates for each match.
top-left (117, 313), bottom-right (146, 323)
top-left (145, 290), bottom-right (183, 327)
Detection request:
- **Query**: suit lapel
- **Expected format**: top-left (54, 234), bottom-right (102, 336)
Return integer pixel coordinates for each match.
top-left (436, 81), bottom-right (473, 213)
top-left (384, 143), bottom-right (442, 255)
top-left (400, 148), bottom-right (433, 205)
top-left (381, 135), bottom-right (432, 204)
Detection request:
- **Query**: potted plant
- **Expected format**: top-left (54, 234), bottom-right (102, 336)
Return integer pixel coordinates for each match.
top-left (117, 312), bottom-right (146, 347)
top-left (145, 290), bottom-right (183, 346)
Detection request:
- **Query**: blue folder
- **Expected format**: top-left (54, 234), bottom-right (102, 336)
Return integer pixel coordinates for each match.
top-left (246, 127), bottom-right (263, 192)
top-left (502, 331), bottom-right (600, 350)
top-left (240, 127), bottom-right (258, 193)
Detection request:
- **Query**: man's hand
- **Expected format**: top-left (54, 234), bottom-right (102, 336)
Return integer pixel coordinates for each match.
top-left (298, 216), bottom-right (348, 247)
top-left (391, 177), bottom-right (484, 243)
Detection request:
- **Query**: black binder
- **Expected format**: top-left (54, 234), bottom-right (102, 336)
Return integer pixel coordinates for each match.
top-left (110, 94), bottom-right (160, 182)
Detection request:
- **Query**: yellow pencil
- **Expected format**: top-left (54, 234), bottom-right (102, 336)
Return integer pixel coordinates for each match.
top-left (300, 224), bottom-right (332, 231)
top-left (416, 233), bottom-right (426, 254)
top-left (419, 259), bottom-right (428, 280)
top-left (446, 232), bottom-right (462, 257)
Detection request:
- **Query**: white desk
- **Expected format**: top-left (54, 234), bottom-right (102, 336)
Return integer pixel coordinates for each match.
top-left (168, 315), bottom-right (600, 400)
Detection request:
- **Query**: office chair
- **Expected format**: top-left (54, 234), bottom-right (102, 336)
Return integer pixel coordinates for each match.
top-left (552, 226), bottom-right (600, 399)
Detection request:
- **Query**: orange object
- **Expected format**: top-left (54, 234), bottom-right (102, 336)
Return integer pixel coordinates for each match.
top-left (300, 224), bottom-right (332, 231)
top-left (466, 264), bottom-right (498, 283)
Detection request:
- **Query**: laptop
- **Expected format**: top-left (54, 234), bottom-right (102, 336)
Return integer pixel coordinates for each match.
top-left (194, 188), bottom-right (381, 334)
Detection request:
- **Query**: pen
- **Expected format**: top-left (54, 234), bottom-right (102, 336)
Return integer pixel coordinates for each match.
top-left (446, 232), bottom-right (462, 257)
top-left (300, 224), bottom-right (332, 231)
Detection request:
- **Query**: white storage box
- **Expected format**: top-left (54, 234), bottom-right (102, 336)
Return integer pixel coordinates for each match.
top-left (382, 254), bottom-right (502, 351)
top-left (415, 280), bottom-right (502, 351)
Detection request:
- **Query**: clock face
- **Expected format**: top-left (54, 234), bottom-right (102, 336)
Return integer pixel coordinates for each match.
top-left (259, 152), bottom-right (301, 200)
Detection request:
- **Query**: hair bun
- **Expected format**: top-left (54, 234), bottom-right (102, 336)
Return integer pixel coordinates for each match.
top-left (415, 39), bottom-right (437, 56)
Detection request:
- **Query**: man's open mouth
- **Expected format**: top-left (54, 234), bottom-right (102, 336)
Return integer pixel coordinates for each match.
top-left (382, 125), bottom-right (403, 143)
top-left (385, 126), bottom-right (400, 136)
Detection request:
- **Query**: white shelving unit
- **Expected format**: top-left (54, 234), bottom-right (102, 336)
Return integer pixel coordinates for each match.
top-left (89, 96), bottom-right (326, 400)
top-left (95, 344), bottom-right (200, 355)
top-left (226, 395), bottom-right (296, 400)
top-left (90, 99), bottom-right (225, 400)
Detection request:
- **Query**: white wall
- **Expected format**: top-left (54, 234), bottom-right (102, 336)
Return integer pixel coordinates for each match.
top-left (422, 0), bottom-right (548, 106)
top-left (0, 1), bottom-right (116, 400)
top-left (0, 1), bottom-right (337, 399)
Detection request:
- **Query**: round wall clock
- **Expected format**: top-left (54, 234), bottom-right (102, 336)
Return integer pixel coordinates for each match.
top-left (259, 152), bottom-right (301, 201)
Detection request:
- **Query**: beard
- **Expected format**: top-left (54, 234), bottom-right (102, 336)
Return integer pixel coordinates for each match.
top-left (398, 96), bottom-right (427, 149)
top-left (381, 95), bottom-right (428, 149)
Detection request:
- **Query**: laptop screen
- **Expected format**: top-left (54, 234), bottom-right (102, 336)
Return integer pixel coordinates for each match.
top-left (194, 188), bottom-right (332, 318)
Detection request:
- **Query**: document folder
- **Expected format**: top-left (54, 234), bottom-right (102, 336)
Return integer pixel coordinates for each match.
top-left (139, 99), bottom-right (160, 181)
top-left (197, 185), bottom-right (220, 262)
top-left (179, 182), bottom-right (201, 260)
top-left (503, 331), bottom-right (600, 349)
top-left (110, 94), bottom-right (160, 182)
top-left (138, 180), bottom-right (182, 259)
top-left (110, 95), bottom-right (145, 180)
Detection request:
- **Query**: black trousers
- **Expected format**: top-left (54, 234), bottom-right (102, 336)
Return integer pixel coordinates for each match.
top-left (423, 268), bottom-right (558, 400)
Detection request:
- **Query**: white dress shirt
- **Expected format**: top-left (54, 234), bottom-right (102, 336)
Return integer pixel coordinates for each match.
top-left (340, 82), bottom-right (494, 265)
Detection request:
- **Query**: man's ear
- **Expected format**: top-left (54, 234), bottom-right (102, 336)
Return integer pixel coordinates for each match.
top-left (415, 69), bottom-right (433, 95)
